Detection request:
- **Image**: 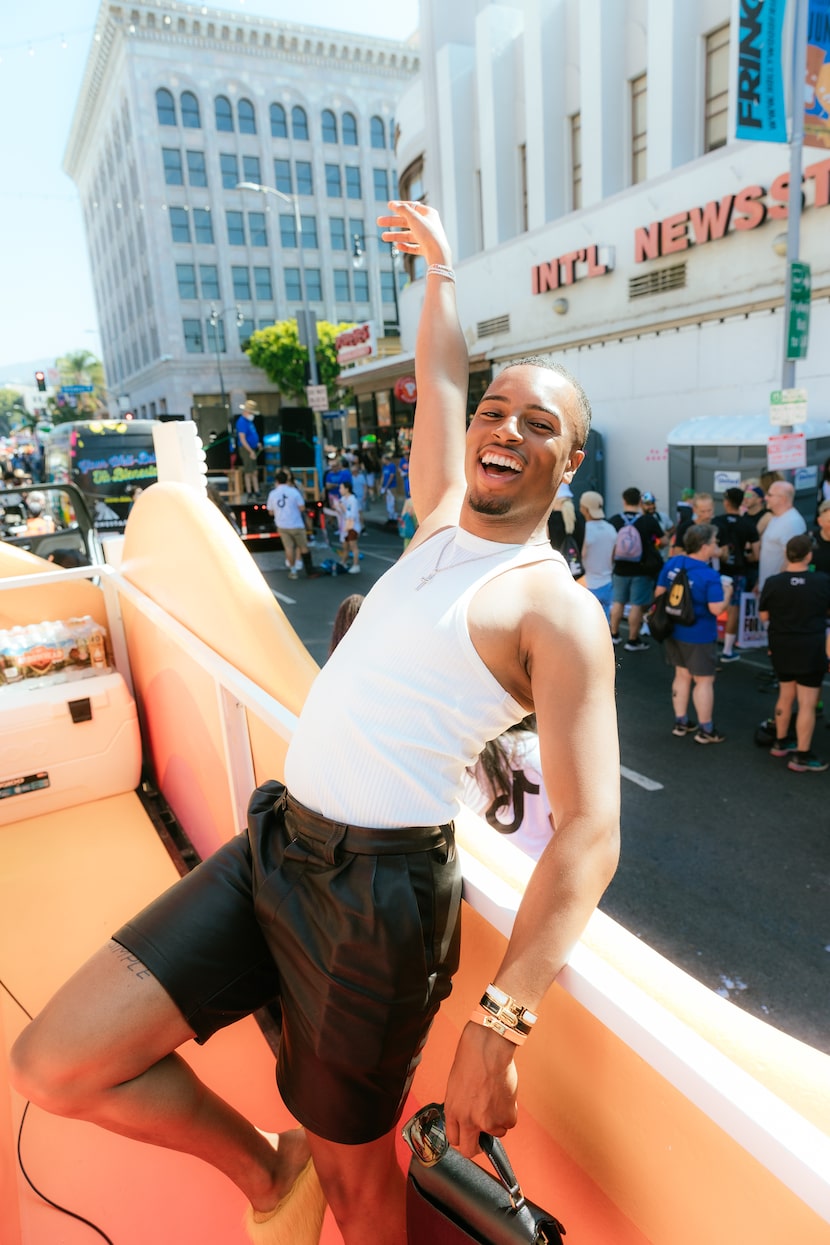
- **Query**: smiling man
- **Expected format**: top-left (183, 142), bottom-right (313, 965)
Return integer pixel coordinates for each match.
top-left (12, 203), bottom-right (619, 1245)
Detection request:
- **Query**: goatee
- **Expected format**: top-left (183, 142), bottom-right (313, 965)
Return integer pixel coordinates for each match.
top-left (468, 491), bottom-right (512, 516)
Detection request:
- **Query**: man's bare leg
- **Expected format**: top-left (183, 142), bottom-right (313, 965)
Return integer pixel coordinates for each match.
top-left (308, 1129), bottom-right (406, 1245)
top-left (10, 941), bottom-right (308, 1211)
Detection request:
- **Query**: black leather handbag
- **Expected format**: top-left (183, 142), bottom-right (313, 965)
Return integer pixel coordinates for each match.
top-left (403, 1103), bottom-right (566, 1245)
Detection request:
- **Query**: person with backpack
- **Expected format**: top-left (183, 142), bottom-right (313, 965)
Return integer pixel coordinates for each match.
top-left (609, 487), bottom-right (665, 650)
top-left (655, 523), bottom-right (732, 744)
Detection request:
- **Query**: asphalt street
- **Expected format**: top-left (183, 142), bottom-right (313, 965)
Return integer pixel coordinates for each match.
top-left (255, 514), bottom-right (830, 1055)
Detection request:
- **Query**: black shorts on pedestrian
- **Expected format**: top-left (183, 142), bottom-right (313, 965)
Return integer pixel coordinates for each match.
top-left (770, 664), bottom-right (825, 689)
top-left (113, 781), bottom-right (461, 1145)
top-left (664, 638), bottom-right (718, 677)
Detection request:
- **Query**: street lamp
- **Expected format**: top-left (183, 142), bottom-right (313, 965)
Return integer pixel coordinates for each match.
top-left (208, 302), bottom-right (244, 427)
top-left (235, 180), bottom-right (325, 485)
top-left (352, 233), bottom-right (402, 334)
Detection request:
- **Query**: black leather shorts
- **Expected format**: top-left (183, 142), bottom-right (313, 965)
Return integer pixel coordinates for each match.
top-left (114, 781), bottom-right (461, 1145)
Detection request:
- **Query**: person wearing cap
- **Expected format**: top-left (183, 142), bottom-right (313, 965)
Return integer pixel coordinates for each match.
top-left (578, 491), bottom-right (617, 621)
top-left (740, 483), bottom-right (767, 591)
top-left (236, 400), bottom-right (262, 499)
top-left (640, 491), bottom-right (672, 547)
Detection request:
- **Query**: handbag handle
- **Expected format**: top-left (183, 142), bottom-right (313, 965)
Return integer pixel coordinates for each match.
top-left (478, 1132), bottom-right (527, 1211)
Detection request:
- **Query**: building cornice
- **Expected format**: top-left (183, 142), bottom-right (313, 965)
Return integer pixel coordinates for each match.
top-left (65, 0), bottom-right (419, 178)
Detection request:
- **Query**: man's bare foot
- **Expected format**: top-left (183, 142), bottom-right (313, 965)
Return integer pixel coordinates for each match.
top-left (251, 1127), bottom-right (312, 1213)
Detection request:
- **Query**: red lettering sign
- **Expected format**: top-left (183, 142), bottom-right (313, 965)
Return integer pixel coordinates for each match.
top-left (688, 196), bottom-right (734, 244)
top-left (661, 211), bottom-right (691, 254)
top-left (634, 222), bottom-right (661, 262)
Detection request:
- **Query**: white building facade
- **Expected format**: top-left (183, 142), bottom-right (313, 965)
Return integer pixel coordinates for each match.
top-left (64, 1), bottom-right (417, 435)
top-left (382, 0), bottom-right (830, 511)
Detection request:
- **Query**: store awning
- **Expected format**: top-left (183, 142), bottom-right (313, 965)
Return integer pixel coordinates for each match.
top-left (667, 413), bottom-right (830, 446)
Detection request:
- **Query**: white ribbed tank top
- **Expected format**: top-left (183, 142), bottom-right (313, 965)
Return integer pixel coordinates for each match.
top-left (284, 526), bottom-right (564, 828)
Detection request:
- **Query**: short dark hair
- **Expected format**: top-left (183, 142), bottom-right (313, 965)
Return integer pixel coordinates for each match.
top-left (501, 355), bottom-right (592, 448)
top-left (622, 487), bottom-right (641, 506)
top-left (786, 533), bottom-right (813, 563)
top-left (276, 470), bottom-right (288, 484)
top-left (684, 523), bottom-right (717, 554)
top-left (724, 487), bottom-right (744, 509)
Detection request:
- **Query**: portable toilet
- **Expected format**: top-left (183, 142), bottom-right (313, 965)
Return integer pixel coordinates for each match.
top-left (667, 414), bottom-right (830, 522)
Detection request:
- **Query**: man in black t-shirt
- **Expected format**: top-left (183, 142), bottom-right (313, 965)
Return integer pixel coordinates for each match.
top-left (759, 533), bottom-right (830, 773)
top-left (609, 487), bottom-right (665, 651)
top-left (713, 488), bottom-right (760, 663)
top-left (811, 500), bottom-right (830, 576)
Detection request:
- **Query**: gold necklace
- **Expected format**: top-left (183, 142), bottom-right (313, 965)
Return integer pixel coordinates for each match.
top-left (414, 537), bottom-right (550, 590)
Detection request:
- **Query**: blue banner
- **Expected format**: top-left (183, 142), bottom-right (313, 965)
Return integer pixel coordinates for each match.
top-left (805, 0), bottom-right (830, 148)
top-left (736, 0), bottom-right (787, 142)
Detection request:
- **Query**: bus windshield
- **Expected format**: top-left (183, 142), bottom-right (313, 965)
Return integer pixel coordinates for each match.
top-left (44, 420), bottom-right (158, 528)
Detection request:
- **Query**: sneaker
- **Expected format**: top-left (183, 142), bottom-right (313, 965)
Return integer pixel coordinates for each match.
top-left (624, 639), bottom-right (649, 652)
top-left (769, 739), bottom-right (798, 757)
top-left (287, 570), bottom-right (299, 580)
top-left (611, 633), bottom-right (622, 645)
top-left (719, 652), bottom-right (741, 663)
top-left (347, 564), bottom-right (361, 574)
top-left (787, 752), bottom-right (828, 773)
top-left (672, 721), bottom-right (696, 737)
top-left (694, 726), bottom-right (726, 744)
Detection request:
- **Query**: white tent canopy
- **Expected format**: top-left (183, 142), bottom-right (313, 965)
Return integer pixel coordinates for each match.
top-left (667, 414), bottom-right (830, 447)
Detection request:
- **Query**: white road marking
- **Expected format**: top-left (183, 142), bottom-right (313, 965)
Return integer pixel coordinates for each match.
top-left (621, 765), bottom-right (664, 792)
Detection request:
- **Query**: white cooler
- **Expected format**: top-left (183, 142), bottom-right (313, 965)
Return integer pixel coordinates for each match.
top-left (0, 671), bottom-right (142, 825)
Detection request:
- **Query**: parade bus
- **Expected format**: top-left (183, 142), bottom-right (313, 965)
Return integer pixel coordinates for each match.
top-left (43, 419), bottom-right (158, 531)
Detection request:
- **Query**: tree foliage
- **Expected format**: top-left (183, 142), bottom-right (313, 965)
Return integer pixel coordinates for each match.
top-left (244, 320), bottom-right (354, 403)
top-left (54, 349), bottom-right (108, 421)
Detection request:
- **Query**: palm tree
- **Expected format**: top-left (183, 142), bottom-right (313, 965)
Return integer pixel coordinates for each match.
top-left (55, 350), bottom-right (107, 417)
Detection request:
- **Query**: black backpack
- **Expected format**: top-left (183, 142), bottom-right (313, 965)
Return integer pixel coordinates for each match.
top-left (647, 565), bottom-right (696, 641)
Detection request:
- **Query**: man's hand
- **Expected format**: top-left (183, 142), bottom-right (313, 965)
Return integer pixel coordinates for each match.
top-left (378, 201), bottom-right (453, 269)
top-left (443, 1022), bottom-right (519, 1157)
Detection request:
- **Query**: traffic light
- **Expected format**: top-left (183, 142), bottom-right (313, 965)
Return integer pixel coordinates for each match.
top-left (34, 371), bottom-right (46, 392)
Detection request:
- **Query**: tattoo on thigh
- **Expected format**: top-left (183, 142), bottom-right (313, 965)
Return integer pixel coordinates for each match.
top-left (108, 942), bottom-right (154, 981)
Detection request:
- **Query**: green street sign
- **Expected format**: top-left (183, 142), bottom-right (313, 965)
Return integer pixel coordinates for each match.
top-left (786, 261), bottom-right (811, 360)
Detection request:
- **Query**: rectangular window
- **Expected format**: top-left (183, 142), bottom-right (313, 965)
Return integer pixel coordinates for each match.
top-left (206, 318), bottom-right (226, 352)
top-left (373, 168), bottom-right (389, 202)
top-left (183, 318), bottom-right (203, 352)
top-left (242, 154), bottom-right (261, 185)
top-left (380, 270), bottom-right (397, 304)
top-left (333, 269), bottom-right (350, 300)
top-left (169, 206), bottom-right (191, 243)
top-left (232, 266), bottom-right (252, 300)
top-left (176, 263), bottom-right (197, 299)
top-left (300, 214), bottom-right (318, 248)
top-left (330, 217), bottom-right (346, 250)
top-left (704, 24), bottom-right (730, 152)
top-left (284, 267), bottom-right (302, 301)
top-left (296, 160), bottom-right (313, 196)
top-left (348, 217), bottom-right (364, 245)
top-left (199, 264), bottom-right (220, 300)
top-left (220, 153), bottom-right (239, 190)
top-left (186, 150), bottom-right (207, 187)
top-left (353, 269), bottom-right (369, 302)
top-left (254, 266), bottom-right (273, 300)
top-left (249, 211), bottom-right (267, 246)
top-left (631, 73), bottom-right (647, 184)
top-left (570, 113), bottom-right (582, 210)
top-left (325, 163), bottom-right (342, 197)
top-left (274, 159), bottom-right (293, 194)
top-left (305, 268), bottom-right (322, 301)
top-left (227, 210), bottom-right (245, 246)
top-left (239, 317), bottom-right (255, 345)
top-left (193, 208), bottom-right (214, 244)
top-left (162, 148), bottom-right (184, 186)
top-left (345, 166), bottom-right (362, 199)
top-left (279, 213), bottom-right (297, 248)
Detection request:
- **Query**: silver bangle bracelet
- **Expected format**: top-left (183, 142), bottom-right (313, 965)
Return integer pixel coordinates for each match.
top-left (426, 263), bottom-right (456, 282)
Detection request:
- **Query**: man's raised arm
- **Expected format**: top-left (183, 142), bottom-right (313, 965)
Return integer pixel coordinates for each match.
top-left (379, 202), bottom-right (468, 523)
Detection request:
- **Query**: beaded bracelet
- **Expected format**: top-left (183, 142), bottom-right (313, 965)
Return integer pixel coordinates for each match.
top-left (469, 1009), bottom-right (528, 1046)
top-left (426, 263), bottom-right (456, 282)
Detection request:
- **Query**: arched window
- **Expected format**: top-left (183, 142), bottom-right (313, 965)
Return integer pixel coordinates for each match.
top-left (342, 111), bottom-right (358, 145)
top-left (270, 102), bottom-right (287, 138)
top-left (370, 116), bottom-right (385, 149)
top-left (292, 105), bottom-right (309, 140)
top-left (180, 91), bottom-right (201, 128)
top-left (215, 95), bottom-right (234, 132)
top-left (155, 88), bottom-right (176, 126)
top-left (321, 108), bottom-right (338, 143)
top-left (238, 98), bottom-right (257, 134)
